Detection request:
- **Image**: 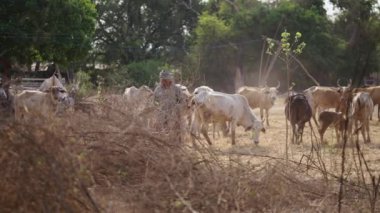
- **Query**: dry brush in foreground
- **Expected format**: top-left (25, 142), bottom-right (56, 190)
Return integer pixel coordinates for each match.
top-left (0, 99), bottom-right (376, 212)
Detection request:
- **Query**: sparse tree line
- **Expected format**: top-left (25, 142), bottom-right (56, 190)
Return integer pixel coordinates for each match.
top-left (0, 0), bottom-right (380, 92)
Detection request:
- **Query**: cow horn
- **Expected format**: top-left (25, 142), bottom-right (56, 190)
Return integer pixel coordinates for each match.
top-left (337, 78), bottom-right (342, 87)
top-left (289, 82), bottom-right (296, 91)
top-left (276, 81), bottom-right (281, 89)
top-left (348, 78), bottom-right (352, 87)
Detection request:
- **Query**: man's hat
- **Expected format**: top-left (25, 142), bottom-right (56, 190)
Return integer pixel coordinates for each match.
top-left (159, 70), bottom-right (173, 80)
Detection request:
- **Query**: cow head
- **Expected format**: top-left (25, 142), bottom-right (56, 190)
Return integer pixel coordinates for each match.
top-left (244, 110), bottom-right (265, 144)
top-left (178, 85), bottom-right (193, 113)
top-left (250, 119), bottom-right (265, 145)
top-left (261, 81), bottom-right (279, 106)
top-left (337, 87), bottom-right (356, 117)
top-left (49, 86), bottom-right (69, 103)
top-left (337, 78), bottom-right (352, 93)
top-left (259, 87), bottom-right (274, 106)
top-left (193, 86), bottom-right (214, 96)
top-left (337, 79), bottom-right (353, 116)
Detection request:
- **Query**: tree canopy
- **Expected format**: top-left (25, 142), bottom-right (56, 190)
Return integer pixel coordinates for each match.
top-left (189, 0), bottom-right (348, 91)
top-left (0, 0), bottom-right (97, 64)
top-left (94, 0), bottom-right (203, 65)
top-left (2, 0), bottom-right (380, 90)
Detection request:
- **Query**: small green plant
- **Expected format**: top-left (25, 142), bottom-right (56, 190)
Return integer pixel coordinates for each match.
top-left (266, 30), bottom-right (306, 160)
top-left (75, 70), bottom-right (94, 98)
top-left (266, 30), bottom-right (306, 59)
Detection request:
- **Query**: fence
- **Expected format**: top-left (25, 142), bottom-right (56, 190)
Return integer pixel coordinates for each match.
top-left (0, 77), bottom-right (66, 90)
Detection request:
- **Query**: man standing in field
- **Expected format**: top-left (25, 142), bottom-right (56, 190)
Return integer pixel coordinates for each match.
top-left (153, 70), bottom-right (186, 142)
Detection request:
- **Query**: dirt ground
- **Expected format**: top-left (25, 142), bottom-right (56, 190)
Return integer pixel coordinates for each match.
top-left (204, 95), bottom-right (380, 175)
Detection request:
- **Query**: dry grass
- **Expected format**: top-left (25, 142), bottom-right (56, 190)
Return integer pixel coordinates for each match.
top-left (0, 94), bottom-right (379, 212)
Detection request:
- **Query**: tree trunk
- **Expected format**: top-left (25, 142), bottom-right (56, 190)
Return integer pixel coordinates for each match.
top-left (0, 57), bottom-right (12, 98)
top-left (234, 67), bottom-right (243, 92)
top-left (35, 61), bottom-right (41, 72)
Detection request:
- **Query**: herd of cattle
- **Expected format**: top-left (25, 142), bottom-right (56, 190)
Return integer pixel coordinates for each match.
top-left (1, 76), bottom-right (379, 146)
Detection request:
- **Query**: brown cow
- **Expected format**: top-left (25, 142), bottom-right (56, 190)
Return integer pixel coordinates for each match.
top-left (304, 86), bottom-right (340, 119)
top-left (318, 111), bottom-right (352, 144)
top-left (304, 79), bottom-right (352, 122)
top-left (14, 86), bottom-right (69, 122)
top-left (285, 93), bottom-right (312, 144)
top-left (237, 82), bottom-right (280, 126)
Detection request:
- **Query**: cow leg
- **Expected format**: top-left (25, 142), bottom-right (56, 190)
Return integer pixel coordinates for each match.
top-left (366, 120), bottom-right (371, 143)
top-left (360, 123), bottom-right (366, 144)
top-left (312, 112), bottom-right (319, 129)
top-left (222, 122), bottom-right (229, 137)
top-left (319, 122), bottom-right (328, 144)
top-left (260, 108), bottom-right (264, 122)
top-left (291, 124), bottom-right (296, 144)
top-left (265, 109), bottom-right (269, 126)
top-left (319, 129), bottom-right (324, 144)
top-left (335, 127), bottom-right (339, 144)
top-left (230, 121), bottom-right (237, 145)
top-left (300, 124), bottom-right (305, 144)
top-left (354, 120), bottom-right (363, 143)
top-left (378, 104), bottom-right (380, 121)
top-left (212, 122), bottom-right (216, 139)
top-left (201, 124), bottom-right (212, 145)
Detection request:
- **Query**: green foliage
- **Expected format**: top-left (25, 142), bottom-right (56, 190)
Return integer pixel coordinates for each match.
top-left (268, 30), bottom-right (306, 57)
top-left (126, 59), bottom-right (164, 87)
top-left (266, 30), bottom-right (307, 90)
top-left (85, 59), bottom-right (164, 91)
top-left (187, 0), bottom-right (347, 89)
top-left (192, 11), bottom-right (237, 91)
top-left (331, 0), bottom-right (380, 85)
top-left (94, 0), bottom-right (204, 65)
top-left (75, 70), bottom-right (94, 97)
top-left (195, 13), bottom-right (232, 46)
top-left (0, 0), bottom-right (97, 64)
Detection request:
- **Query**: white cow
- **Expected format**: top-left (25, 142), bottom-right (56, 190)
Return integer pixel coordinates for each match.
top-left (193, 85), bottom-right (214, 95)
top-left (14, 86), bottom-right (69, 122)
top-left (191, 90), bottom-right (265, 145)
top-left (237, 83), bottom-right (280, 126)
top-left (191, 86), bottom-right (229, 138)
top-left (38, 75), bottom-right (75, 112)
top-left (350, 92), bottom-right (374, 143)
top-left (124, 85), bottom-right (154, 110)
